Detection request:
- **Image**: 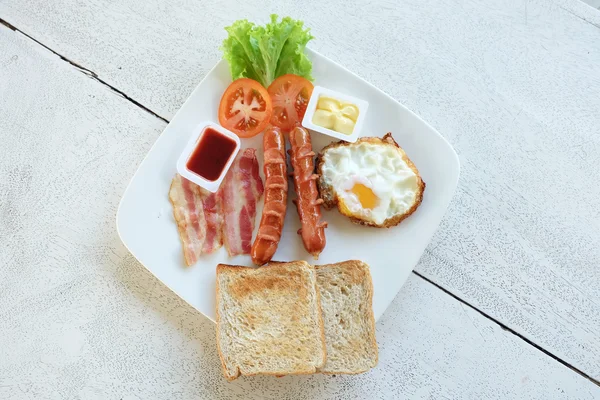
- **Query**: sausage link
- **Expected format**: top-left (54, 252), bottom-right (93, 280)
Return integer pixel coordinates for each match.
top-left (251, 126), bottom-right (288, 265)
top-left (288, 127), bottom-right (327, 258)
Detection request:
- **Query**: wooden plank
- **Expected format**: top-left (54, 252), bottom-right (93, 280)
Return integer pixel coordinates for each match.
top-left (574, 0), bottom-right (600, 11)
top-left (1, 25), bottom-right (599, 399)
top-left (2, 0), bottom-right (599, 378)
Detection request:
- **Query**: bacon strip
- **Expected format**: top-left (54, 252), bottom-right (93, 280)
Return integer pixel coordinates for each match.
top-left (198, 187), bottom-right (223, 254)
top-left (221, 148), bottom-right (264, 256)
top-left (169, 174), bottom-right (207, 266)
top-left (169, 148), bottom-right (263, 263)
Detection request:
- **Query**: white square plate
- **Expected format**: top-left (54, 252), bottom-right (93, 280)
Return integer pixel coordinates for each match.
top-left (117, 49), bottom-right (460, 323)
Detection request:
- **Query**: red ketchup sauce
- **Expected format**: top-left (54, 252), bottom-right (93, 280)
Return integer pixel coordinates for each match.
top-left (186, 127), bottom-right (237, 181)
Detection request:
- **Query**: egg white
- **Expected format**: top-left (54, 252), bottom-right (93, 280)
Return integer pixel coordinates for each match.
top-left (320, 141), bottom-right (419, 225)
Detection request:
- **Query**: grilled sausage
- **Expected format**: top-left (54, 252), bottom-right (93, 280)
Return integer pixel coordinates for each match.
top-left (288, 126), bottom-right (327, 258)
top-left (251, 126), bottom-right (288, 265)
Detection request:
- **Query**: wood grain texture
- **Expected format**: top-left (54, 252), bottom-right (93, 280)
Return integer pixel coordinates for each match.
top-left (1, 0), bottom-right (599, 379)
top-left (574, 0), bottom-right (600, 12)
top-left (1, 24), bottom-right (599, 399)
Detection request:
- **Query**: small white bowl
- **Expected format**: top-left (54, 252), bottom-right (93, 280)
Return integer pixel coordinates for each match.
top-left (302, 86), bottom-right (369, 143)
top-left (176, 121), bottom-right (240, 193)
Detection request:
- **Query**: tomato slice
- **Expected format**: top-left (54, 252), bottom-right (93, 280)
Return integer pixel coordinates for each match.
top-left (218, 78), bottom-right (273, 138)
top-left (267, 74), bottom-right (314, 132)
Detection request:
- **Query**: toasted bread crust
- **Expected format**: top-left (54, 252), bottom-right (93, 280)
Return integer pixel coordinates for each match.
top-left (316, 133), bottom-right (425, 228)
top-left (215, 262), bottom-right (326, 381)
top-left (214, 264), bottom-right (231, 379)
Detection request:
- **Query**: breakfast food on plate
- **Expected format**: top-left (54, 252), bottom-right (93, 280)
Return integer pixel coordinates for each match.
top-left (215, 261), bottom-right (326, 381)
top-left (316, 133), bottom-right (425, 228)
top-left (220, 148), bottom-right (264, 256)
top-left (181, 125), bottom-right (239, 185)
top-left (267, 74), bottom-right (314, 132)
top-left (251, 126), bottom-right (288, 265)
top-left (288, 126), bottom-right (328, 258)
top-left (215, 259), bottom-right (378, 380)
top-left (169, 148), bottom-right (263, 265)
top-left (199, 190), bottom-right (223, 253)
top-left (312, 95), bottom-right (359, 135)
top-left (221, 15), bottom-right (315, 132)
top-left (301, 86), bottom-right (369, 143)
top-left (221, 15), bottom-right (314, 88)
top-left (169, 174), bottom-right (223, 266)
top-left (315, 260), bottom-right (378, 374)
top-left (218, 78), bottom-right (273, 138)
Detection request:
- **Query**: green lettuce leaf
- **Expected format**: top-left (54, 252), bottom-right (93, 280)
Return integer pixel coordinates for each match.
top-left (221, 15), bottom-right (314, 87)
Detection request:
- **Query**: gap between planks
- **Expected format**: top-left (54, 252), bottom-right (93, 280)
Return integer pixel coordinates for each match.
top-left (0, 18), bottom-right (168, 124)
top-left (1, 15), bottom-right (598, 389)
top-left (413, 271), bottom-right (600, 387)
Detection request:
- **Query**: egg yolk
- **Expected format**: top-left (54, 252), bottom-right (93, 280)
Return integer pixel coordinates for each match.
top-left (350, 184), bottom-right (378, 209)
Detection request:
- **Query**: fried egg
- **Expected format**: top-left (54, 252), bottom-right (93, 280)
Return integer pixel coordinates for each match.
top-left (316, 134), bottom-right (425, 227)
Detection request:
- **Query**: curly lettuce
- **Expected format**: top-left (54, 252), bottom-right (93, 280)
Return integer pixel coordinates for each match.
top-left (221, 15), bottom-right (314, 87)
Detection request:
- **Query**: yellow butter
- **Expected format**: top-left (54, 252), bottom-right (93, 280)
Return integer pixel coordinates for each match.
top-left (312, 96), bottom-right (359, 135)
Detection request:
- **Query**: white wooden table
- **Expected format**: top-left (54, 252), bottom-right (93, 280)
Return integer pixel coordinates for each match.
top-left (1, 0), bottom-right (599, 398)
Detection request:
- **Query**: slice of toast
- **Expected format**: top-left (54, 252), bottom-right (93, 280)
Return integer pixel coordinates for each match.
top-left (315, 260), bottom-right (378, 374)
top-left (215, 261), bottom-right (326, 381)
